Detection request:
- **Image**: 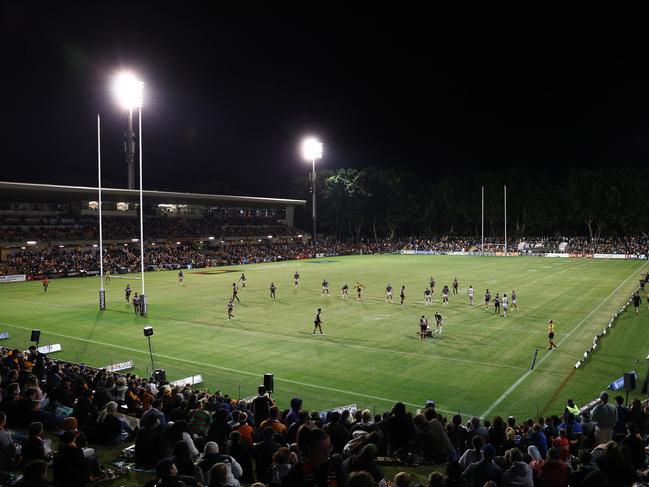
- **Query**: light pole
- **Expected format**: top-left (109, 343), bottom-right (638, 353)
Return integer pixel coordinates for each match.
top-left (114, 72), bottom-right (147, 315)
top-left (301, 137), bottom-right (323, 244)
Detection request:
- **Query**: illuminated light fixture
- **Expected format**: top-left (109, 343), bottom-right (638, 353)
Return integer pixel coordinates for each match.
top-left (92, 244), bottom-right (98, 248)
top-left (297, 234), bottom-right (303, 238)
top-left (176, 242), bottom-right (181, 245)
top-left (123, 243), bottom-right (128, 246)
top-left (21, 246), bottom-right (26, 250)
top-left (258, 239), bottom-right (262, 242)
top-left (208, 236), bottom-right (215, 240)
top-left (113, 71), bottom-right (144, 109)
top-left (199, 241), bottom-right (203, 244)
top-left (302, 136), bottom-right (323, 161)
top-left (267, 235), bottom-right (273, 239)
top-left (59, 245), bottom-right (65, 248)
top-left (151, 242), bottom-right (156, 246)
top-left (220, 240), bottom-right (224, 243)
top-left (26, 241), bottom-right (37, 245)
top-left (131, 238), bottom-right (139, 242)
top-left (88, 201), bottom-right (99, 210)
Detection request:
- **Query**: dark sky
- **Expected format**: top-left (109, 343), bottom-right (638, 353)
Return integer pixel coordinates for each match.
top-left (3, 5), bottom-right (649, 198)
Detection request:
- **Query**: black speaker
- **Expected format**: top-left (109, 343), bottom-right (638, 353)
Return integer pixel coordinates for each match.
top-left (624, 372), bottom-right (636, 391)
top-left (263, 373), bottom-right (274, 393)
top-left (143, 326), bottom-right (153, 337)
top-left (153, 369), bottom-right (166, 382)
top-left (30, 330), bottom-right (41, 342)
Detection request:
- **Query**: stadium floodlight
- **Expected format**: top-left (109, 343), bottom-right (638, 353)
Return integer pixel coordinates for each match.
top-left (113, 72), bottom-right (144, 110)
top-left (59, 245), bottom-right (64, 248)
top-left (267, 235), bottom-right (273, 239)
top-left (301, 136), bottom-right (323, 244)
top-left (26, 241), bottom-right (37, 245)
top-left (131, 238), bottom-right (139, 242)
top-left (208, 236), bottom-right (215, 240)
top-left (92, 244), bottom-right (98, 248)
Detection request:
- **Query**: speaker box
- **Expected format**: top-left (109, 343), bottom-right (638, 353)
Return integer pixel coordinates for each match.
top-left (263, 373), bottom-right (274, 393)
top-left (624, 372), bottom-right (636, 391)
top-left (143, 326), bottom-right (153, 337)
top-left (153, 369), bottom-right (166, 382)
top-left (30, 330), bottom-right (41, 342)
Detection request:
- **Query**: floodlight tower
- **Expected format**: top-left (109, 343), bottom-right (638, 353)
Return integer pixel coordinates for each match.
top-left (113, 72), bottom-right (147, 315)
top-left (301, 137), bottom-right (323, 244)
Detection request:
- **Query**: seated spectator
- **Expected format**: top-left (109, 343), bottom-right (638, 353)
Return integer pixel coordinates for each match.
top-left (16, 459), bottom-right (50, 487)
top-left (0, 412), bottom-right (19, 471)
top-left (393, 471), bottom-right (411, 487)
top-left (569, 449), bottom-right (600, 487)
top-left (260, 406), bottom-right (288, 440)
top-left (461, 443), bottom-right (502, 487)
top-left (52, 430), bottom-right (89, 487)
top-left (458, 435), bottom-right (483, 470)
top-left (621, 422), bottom-right (646, 469)
top-left (135, 414), bottom-right (167, 467)
top-left (173, 440), bottom-right (205, 486)
top-left (152, 457), bottom-right (189, 487)
top-left (165, 420), bottom-right (199, 460)
top-left (594, 440), bottom-right (637, 487)
top-left (346, 470), bottom-right (377, 487)
top-left (445, 460), bottom-right (464, 487)
top-left (141, 399), bottom-right (167, 432)
top-left (207, 462), bottom-right (229, 487)
top-left (281, 426), bottom-right (345, 487)
top-left (342, 442), bottom-right (384, 485)
top-left (269, 447), bottom-right (295, 487)
top-left (72, 389), bottom-right (98, 434)
top-left (233, 412), bottom-right (254, 446)
top-left (501, 447), bottom-right (533, 487)
top-left (228, 430), bottom-right (253, 483)
top-left (198, 441), bottom-right (242, 487)
top-left (95, 401), bottom-right (133, 443)
top-left (526, 423), bottom-right (547, 458)
top-left (188, 399), bottom-right (212, 437)
top-left (384, 402), bottom-right (416, 457)
top-left (426, 472), bottom-right (444, 487)
top-left (324, 411), bottom-right (350, 455)
top-left (253, 427), bottom-right (281, 484)
top-left (538, 447), bottom-right (569, 487)
top-left (21, 422), bottom-right (50, 465)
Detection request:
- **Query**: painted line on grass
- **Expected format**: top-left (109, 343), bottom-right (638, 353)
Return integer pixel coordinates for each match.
top-left (0, 321), bottom-right (476, 417)
top-left (480, 259), bottom-right (649, 419)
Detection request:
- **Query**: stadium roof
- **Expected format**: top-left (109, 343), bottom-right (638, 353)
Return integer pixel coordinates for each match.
top-left (0, 181), bottom-right (306, 208)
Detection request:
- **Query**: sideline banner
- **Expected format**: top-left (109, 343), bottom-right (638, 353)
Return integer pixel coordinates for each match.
top-left (0, 275), bottom-right (26, 283)
top-left (103, 361), bottom-right (134, 372)
top-left (170, 375), bottom-right (203, 387)
top-left (38, 344), bottom-right (62, 354)
top-left (594, 254), bottom-right (627, 260)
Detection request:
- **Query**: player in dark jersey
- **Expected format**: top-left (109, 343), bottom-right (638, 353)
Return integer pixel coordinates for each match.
top-left (484, 289), bottom-right (491, 310)
top-left (429, 277), bottom-right (436, 292)
top-left (239, 273), bottom-right (246, 288)
top-left (442, 285), bottom-right (449, 305)
top-left (232, 283), bottom-right (240, 302)
top-left (494, 294), bottom-right (501, 315)
top-left (133, 292), bottom-right (140, 315)
top-left (322, 279), bottom-right (330, 295)
top-left (125, 284), bottom-right (132, 303)
top-left (227, 299), bottom-right (234, 319)
top-left (633, 292), bottom-right (641, 314)
top-left (419, 315), bottom-right (429, 340)
top-left (341, 283), bottom-right (349, 299)
top-left (452, 277), bottom-right (459, 295)
top-left (294, 272), bottom-right (300, 288)
top-left (511, 290), bottom-right (518, 310)
top-left (270, 283), bottom-right (277, 300)
top-left (424, 288), bottom-right (432, 305)
top-left (400, 286), bottom-right (406, 304)
top-left (547, 320), bottom-right (557, 350)
top-left (42, 277), bottom-right (49, 293)
top-left (434, 312), bottom-right (443, 334)
top-left (386, 284), bottom-right (393, 303)
top-left (313, 308), bottom-right (324, 335)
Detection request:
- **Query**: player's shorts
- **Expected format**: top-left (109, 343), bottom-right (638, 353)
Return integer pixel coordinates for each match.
top-left (420, 325), bottom-right (428, 332)
top-left (548, 332), bottom-right (555, 339)
top-left (512, 299), bottom-right (517, 304)
top-left (386, 291), bottom-right (392, 297)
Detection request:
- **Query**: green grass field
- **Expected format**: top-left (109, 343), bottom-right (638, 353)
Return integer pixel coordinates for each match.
top-left (1, 254), bottom-right (648, 421)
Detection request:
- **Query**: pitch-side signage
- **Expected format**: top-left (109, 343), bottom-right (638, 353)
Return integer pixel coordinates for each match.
top-left (0, 275), bottom-right (26, 283)
top-left (170, 375), bottom-right (204, 387)
top-left (38, 344), bottom-right (62, 354)
top-left (103, 361), bottom-right (134, 372)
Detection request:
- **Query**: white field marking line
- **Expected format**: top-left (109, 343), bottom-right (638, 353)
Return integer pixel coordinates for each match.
top-left (0, 321), bottom-right (471, 417)
top-left (480, 259), bottom-right (649, 419)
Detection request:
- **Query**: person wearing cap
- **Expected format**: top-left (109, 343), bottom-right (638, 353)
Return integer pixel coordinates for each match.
top-left (590, 391), bottom-right (617, 444)
top-left (252, 385), bottom-right (274, 424)
top-left (461, 443), bottom-right (502, 486)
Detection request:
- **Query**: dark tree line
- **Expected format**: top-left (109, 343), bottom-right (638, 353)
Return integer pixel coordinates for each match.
top-left (292, 167), bottom-right (649, 241)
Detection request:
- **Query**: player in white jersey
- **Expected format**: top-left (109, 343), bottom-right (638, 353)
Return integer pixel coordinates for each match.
top-left (434, 312), bottom-right (443, 333)
top-left (467, 285), bottom-right (475, 305)
top-left (322, 279), bottom-right (330, 295)
top-left (502, 293), bottom-right (509, 317)
top-left (294, 272), bottom-right (300, 288)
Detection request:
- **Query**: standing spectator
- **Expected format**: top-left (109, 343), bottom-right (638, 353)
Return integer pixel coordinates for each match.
top-left (260, 406), bottom-right (288, 441)
top-left (594, 441), bottom-right (637, 486)
top-left (385, 402), bottom-right (417, 457)
top-left (501, 447), bottom-right (533, 487)
top-left (21, 422), bottom-right (49, 465)
top-left (197, 441), bottom-right (242, 487)
top-left (590, 392), bottom-right (617, 444)
top-left (446, 414), bottom-right (469, 457)
top-left (458, 435), bottom-right (483, 470)
top-left (461, 443), bottom-right (501, 487)
top-left (612, 395), bottom-right (628, 442)
top-left (233, 412), bottom-right (254, 445)
top-left (324, 411), bottom-right (350, 455)
top-left (284, 397), bottom-right (303, 428)
top-left (0, 412), bottom-right (18, 471)
top-left (228, 431), bottom-right (254, 483)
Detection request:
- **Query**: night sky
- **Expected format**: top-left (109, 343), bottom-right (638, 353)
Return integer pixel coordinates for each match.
top-left (3, 5), bottom-right (649, 198)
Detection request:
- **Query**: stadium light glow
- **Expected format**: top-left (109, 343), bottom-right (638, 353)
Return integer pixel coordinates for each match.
top-left (113, 72), bottom-right (144, 109)
top-left (59, 245), bottom-right (64, 248)
top-left (176, 242), bottom-right (181, 245)
top-left (131, 238), bottom-right (139, 242)
top-left (267, 235), bottom-right (273, 239)
top-left (301, 137), bottom-right (323, 161)
top-left (297, 234), bottom-right (303, 238)
top-left (26, 241), bottom-right (36, 245)
top-left (21, 246), bottom-right (26, 250)
top-left (93, 244), bottom-right (98, 248)
top-left (208, 236), bottom-right (215, 240)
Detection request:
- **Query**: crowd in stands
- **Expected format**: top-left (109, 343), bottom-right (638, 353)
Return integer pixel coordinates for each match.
top-left (0, 343), bottom-right (648, 486)
top-left (0, 214), bottom-right (290, 243)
